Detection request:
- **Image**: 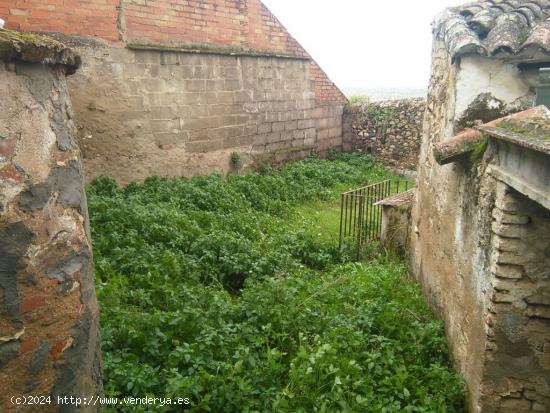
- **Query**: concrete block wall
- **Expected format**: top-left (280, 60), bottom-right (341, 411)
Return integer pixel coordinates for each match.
top-left (66, 40), bottom-right (343, 184)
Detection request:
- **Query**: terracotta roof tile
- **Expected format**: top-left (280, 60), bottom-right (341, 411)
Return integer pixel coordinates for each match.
top-left (435, 0), bottom-right (550, 61)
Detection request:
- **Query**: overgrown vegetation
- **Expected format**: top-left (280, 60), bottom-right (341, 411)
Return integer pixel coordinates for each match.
top-left (88, 152), bottom-right (465, 412)
top-left (348, 94), bottom-right (370, 105)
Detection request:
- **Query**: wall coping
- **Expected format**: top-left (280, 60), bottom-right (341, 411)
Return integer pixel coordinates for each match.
top-left (0, 29), bottom-right (80, 74)
top-left (127, 42), bottom-right (310, 61)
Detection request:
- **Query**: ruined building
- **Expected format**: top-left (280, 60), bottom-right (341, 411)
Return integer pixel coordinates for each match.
top-left (2, 0), bottom-right (346, 184)
top-left (406, 1), bottom-right (550, 411)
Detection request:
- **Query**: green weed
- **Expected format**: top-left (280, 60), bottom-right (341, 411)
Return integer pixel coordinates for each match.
top-left (88, 153), bottom-right (465, 412)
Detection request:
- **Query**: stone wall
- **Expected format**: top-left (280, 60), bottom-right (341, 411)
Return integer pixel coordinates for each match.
top-left (0, 32), bottom-right (101, 411)
top-left (343, 98), bottom-right (425, 171)
top-left (58, 37), bottom-right (343, 184)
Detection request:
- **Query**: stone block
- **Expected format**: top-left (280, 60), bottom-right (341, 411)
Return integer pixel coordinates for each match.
top-left (285, 120), bottom-right (298, 131)
top-left (150, 106), bottom-right (177, 119)
top-left (499, 397), bottom-right (531, 410)
top-left (223, 135), bottom-right (251, 149)
top-left (491, 263), bottom-right (523, 279)
top-left (493, 235), bottom-right (522, 253)
top-left (181, 117), bottom-right (220, 131)
top-left (493, 208), bottom-right (529, 225)
top-left (154, 132), bottom-right (187, 147)
top-left (492, 278), bottom-right (517, 292)
top-left (244, 125), bottom-right (258, 136)
top-left (493, 293), bottom-right (514, 303)
top-left (235, 90), bottom-right (253, 103)
top-left (280, 131), bottom-right (293, 142)
top-left (216, 92), bottom-right (235, 105)
top-left (160, 52), bottom-right (180, 66)
top-left (272, 122), bottom-right (285, 132)
top-left (492, 221), bottom-right (524, 239)
top-left (186, 139), bottom-right (223, 153)
top-left (526, 306), bottom-right (550, 319)
top-left (206, 79), bottom-right (225, 91)
top-left (266, 141), bottom-right (287, 152)
top-left (317, 118), bottom-right (329, 129)
top-left (150, 119), bottom-right (179, 133)
top-left (185, 80), bottom-right (206, 92)
top-left (304, 128), bottom-right (316, 139)
top-left (189, 130), bottom-right (209, 142)
top-left (253, 134), bottom-right (268, 145)
top-left (494, 250), bottom-right (525, 266)
top-left (266, 132), bottom-right (281, 144)
top-left (298, 119), bottom-right (315, 130)
top-left (278, 111), bottom-right (293, 122)
top-left (258, 123), bottom-right (271, 134)
top-left (292, 130), bottom-right (305, 140)
top-left (495, 186), bottom-right (523, 213)
top-left (134, 50), bottom-right (160, 65)
top-left (223, 125), bottom-right (245, 139)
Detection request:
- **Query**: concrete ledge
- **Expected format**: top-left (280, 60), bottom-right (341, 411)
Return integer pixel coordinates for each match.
top-left (127, 42), bottom-right (310, 60)
top-left (489, 165), bottom-right (550, 211)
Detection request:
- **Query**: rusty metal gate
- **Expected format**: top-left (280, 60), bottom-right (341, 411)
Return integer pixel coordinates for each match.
top-left (339, 180), bottom-right (412, 257)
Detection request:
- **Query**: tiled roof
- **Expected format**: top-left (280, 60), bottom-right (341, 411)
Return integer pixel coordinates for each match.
top-left (435, 0), bottom-right (550, 61)
top-left (375, 189), bottom-right (415, 207)
top-left (477, 105), bottom-right (550, 154)
top-left (434, 105), bottom-right (550, 164)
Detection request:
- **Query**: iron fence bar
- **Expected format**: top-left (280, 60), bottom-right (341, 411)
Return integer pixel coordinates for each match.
top-left (339, 180), bottom-right (414, 256)
top-left (339, 193), bottom-right (344, 248)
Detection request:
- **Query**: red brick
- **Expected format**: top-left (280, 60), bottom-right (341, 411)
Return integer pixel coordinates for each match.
top-left (20, 339), bottom-right (38, 354)
top-left (20, 295), bottom-right (46, 314)
top-left (0, 165), bottom-right (23, 183)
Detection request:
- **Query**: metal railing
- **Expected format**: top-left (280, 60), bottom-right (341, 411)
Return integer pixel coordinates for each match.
top-left (339, 180), bottom-right (412, 258)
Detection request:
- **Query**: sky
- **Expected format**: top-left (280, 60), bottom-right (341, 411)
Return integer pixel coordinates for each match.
top-left (262, 0), bottom-right (467, 91)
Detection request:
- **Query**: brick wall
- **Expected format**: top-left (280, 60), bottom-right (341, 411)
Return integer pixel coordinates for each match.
top-left (1, 0), bottom-right (346, 105)
top-left (1, 0), bottom-right (121, 42)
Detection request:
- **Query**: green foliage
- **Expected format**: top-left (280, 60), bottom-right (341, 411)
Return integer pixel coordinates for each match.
top-left (230, 152), bottom-right (242, 170)
top-left (469, 136), bottom-right (489, 163)
top-left (348, 94), bottom-right (370, 105)
top-left (88, 153), bottom-right (465, 412)
top-left (365, 105), bottom-right (396, 126)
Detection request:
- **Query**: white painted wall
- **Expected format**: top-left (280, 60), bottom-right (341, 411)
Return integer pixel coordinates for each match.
top-left (454, 56), bottom-right (532, 119)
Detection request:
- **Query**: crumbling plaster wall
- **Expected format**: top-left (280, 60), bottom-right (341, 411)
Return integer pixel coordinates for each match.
top-left (62, 39), bottom-right (343, 184)
top-left (408, 38), bottom-right (539, 413)
top-left (0, 52), bottom-right (101, 410)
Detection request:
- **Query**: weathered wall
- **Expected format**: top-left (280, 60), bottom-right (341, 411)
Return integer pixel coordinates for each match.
top-left (0, 34), bottom-right (101, 411)
top-left (56, 37), bottom-right (343, 184)
top-left (2, 0), bottom-right (346, 183)
top-left (343, 98), bottom-right (425, 171)
top-left (408, 36), bottom-right (544, 412)
top-left (482, 182), bottom-right (550, 411)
